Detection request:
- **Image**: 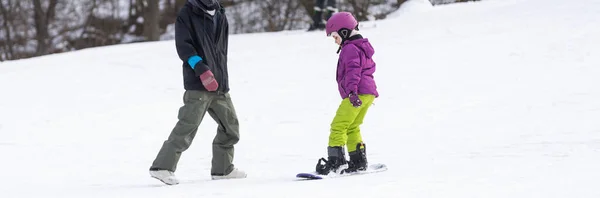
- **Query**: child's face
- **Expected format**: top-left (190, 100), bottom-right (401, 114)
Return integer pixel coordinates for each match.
top-left (332, 34), bottom-right (342, 45)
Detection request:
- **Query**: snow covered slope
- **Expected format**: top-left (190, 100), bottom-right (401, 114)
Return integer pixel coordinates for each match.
top-left (1, 0), bottom-right (599, 197)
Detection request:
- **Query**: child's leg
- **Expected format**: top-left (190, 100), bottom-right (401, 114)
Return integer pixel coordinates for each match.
top-left (346, 94), bottom-right (375, 153)
top-left (329, 98), bottom-right (363, 148)
top-left (323, 94), bottom-right (374, 174)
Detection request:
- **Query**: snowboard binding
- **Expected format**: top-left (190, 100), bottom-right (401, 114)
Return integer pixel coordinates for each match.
top-left (315, 146), bottom-right (348, 175)
top-left (341, 143), bottom-right (368, 174)
top-left (315, 157), bottom-right (331, 175)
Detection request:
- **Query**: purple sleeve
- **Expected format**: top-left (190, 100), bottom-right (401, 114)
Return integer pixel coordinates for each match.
top-left (342, 46), bottom-right (362, 95)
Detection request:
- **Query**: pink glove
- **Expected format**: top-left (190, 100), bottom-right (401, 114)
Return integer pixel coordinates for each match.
top-left (200, 70), bottom-right (218, 91)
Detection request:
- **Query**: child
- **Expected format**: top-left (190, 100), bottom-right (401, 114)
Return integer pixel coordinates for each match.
top-left (315, 12), bottom-right (379, 175)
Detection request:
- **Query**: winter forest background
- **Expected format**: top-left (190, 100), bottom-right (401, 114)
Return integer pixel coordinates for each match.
top-left (0, 0), bottom-right (477, 61)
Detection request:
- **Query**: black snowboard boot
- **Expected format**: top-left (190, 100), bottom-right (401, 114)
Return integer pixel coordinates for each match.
top-left (315, 146), bottom-right (347, 175)
top-left (343, 143), bottom-right (368, 173)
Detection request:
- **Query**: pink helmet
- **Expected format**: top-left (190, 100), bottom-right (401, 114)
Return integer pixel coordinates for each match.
top-left (325, 12), bottom-right (358, 37)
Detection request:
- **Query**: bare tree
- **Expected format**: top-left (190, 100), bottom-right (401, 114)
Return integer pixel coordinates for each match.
top-left (226, 0), bottom-right (261, 34)
top-left (1, 0), bottom-right (433, 62)
top-left (160, 0), bottom-right (186, 30)
top-left (0, 0), bottom-right (15, 60)
top-left (32, 0), bottom-right (59, 56)
top-left (68, 0), bottom-right (125, 50)
top-left (0, 0), bottom-right (35, 60)
top-left (144, 0), bottom-right (160, 41)
top-left (259, 0), bottom-right (304, 32)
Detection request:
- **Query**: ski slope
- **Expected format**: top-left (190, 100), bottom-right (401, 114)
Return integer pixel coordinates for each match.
top-left (1, 0), bottom-right (600, 197)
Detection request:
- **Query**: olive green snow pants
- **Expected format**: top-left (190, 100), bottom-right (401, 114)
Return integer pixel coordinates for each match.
top-left (329, 94), bottom-right (375, 153)
top-left (150, 90), bottom-right (240, 176)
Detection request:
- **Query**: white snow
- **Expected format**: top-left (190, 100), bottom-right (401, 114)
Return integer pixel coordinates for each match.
top-left (391, 0), bottom-right (433, 16)
top-left (1, 0), bottom-right (600, 197)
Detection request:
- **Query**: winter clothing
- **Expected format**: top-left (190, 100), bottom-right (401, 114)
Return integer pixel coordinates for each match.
top-left (348, 92), bottom-right (362, 107)
top-left (175, 1), bottom-right (230, 92)
top-left (336, 34), bottom-right (379, 99)
top-left (328, 31), bottom-right (378, 155)
top-left (345, 142), bottom-right (368, 173)
top-left (329, 94), bottom-right (375, 152)
top-left (315, 11), bottom-right (378, 176)
top-left (188, 0), bottom-right (218, 11)
top-left (325, 11), bottom-right (358, 37)
top-left (211, 168), bottom-right (247, 180)
top-left (149, 170), bottom-right (179, 185)
top-left (315, 146), bottom-right (347, 175)
top-left (150, 90), bottom-right (241, 176)
top-left (187, 55), bottom-right (202, 69)
top-left (151, 1), bottom-right (245, 182)
top-left (326, 12), bottom-right (361, 54)
top-left (200, 70), bottom-right (218, 91)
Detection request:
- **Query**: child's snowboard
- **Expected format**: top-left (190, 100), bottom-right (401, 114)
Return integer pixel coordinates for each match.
top-left (296, 163), bottom-right (387, 180)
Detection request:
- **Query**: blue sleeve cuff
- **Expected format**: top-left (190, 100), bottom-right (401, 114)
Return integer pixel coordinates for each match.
top-left (187, 55), bottom-right (202, 69)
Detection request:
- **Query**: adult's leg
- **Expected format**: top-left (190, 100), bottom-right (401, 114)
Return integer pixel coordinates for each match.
top-left (150, 90), bottom-right (213, 172)
top-left (206, 93), bottom-right (240, 176)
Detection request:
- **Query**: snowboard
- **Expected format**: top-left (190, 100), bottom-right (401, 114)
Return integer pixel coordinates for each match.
top-left (296, 163), bottom-right (387, 180)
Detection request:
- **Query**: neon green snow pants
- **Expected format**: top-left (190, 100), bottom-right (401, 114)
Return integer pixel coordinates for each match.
top-left (329, 94), bottom-right (375, 153)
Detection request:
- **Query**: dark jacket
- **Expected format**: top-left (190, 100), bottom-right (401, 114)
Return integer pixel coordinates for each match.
top-left (175, 1), bottom-right (230, 92)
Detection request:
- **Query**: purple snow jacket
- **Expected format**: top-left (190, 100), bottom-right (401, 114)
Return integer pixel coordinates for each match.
top-left (336, 35), bottom-right (379, 99)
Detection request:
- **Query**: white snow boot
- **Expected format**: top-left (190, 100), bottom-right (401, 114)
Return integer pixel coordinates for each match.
top-left (211, 168), bottom-right (247, 180)
top-left (150, 169), bottom-right (179, 185)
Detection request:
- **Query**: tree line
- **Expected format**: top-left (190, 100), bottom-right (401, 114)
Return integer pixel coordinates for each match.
top-left (0, 0), bottom-right (477, 61)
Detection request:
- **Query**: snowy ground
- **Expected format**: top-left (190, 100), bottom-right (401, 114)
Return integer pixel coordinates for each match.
top-left (1, 0), bottom-right (599, 197)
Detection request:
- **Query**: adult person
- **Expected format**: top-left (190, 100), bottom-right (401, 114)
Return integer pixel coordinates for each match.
top-left (148, 0), bottom-right (246, 185)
